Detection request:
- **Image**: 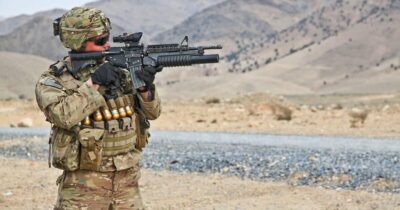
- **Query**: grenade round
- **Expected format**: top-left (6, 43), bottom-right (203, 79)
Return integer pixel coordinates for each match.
top-left (102, 108), bottom-right (113, 121)
top-left (118, 107), bottom-right (127, 118)
top-left (82, 116), bottom-right (91, 126)
top-left (93, 110), bottom-right (103, 121)
top-left (111, 109), bottom-right (120, 119)
top-left (125, 106), bottom-right (133, 116)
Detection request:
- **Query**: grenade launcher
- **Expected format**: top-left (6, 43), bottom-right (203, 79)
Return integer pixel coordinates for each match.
top-left (69, 32), bottom-right (222, 89)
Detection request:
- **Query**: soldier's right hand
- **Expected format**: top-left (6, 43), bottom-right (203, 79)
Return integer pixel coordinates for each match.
top-left (91, 62), bottom-right (120, 87)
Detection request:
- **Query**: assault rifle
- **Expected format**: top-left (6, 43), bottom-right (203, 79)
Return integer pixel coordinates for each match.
top-left (69, 32), bottom-right (222, 90)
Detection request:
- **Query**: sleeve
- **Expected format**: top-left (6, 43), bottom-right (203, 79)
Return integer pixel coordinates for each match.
top-left (35, 76), bottom-right (106, 129)
top-left (137, 87), bottom-right (161, 120)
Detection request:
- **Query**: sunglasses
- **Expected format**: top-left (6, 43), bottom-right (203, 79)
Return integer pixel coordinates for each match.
top-left (92, 34), bottom-right (109, 46)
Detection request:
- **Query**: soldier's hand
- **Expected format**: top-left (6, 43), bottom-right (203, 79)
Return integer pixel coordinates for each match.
top-left (135, 65), bottom-right (163, 89)
top-left (86, 77), bottom-right (100, 91)
top-left (91, 62), bottom-right (120, 87)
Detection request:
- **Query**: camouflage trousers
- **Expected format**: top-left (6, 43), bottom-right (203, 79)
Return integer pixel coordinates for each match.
top-left (54, 167), bottom-right (144, 210)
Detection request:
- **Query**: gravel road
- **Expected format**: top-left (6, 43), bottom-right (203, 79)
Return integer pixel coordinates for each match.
top-left (0, 128), bottom-right (399, 193)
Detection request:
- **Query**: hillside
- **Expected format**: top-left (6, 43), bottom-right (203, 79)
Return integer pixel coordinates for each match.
top-left (0, 52), bottom-right (52, 99)
top-left (0, 0), bottom-right (223, 59)
top-left (227, 0), bottom-right (400, 94)
top-left (0, 9), bottom-right (65, 35)
top-left (153, 0), bottom-right (334, 51)
top-left (152, 0), bottom-right (400, 97)
top-left (0, 16), bottom-right (65, 60)
top-left (86, 0), bottom-right (225, 38)
top-left (0, 15), bottom-right (126, 60)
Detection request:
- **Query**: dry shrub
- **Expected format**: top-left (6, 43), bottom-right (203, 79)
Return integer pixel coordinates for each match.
top-left (349, 107), bottom-right (369, 128)
top-left (270, 103), bottom-right (292, 121)
top-left (248, 103), bottom-right (274, 116)
top-left (248, 102), bottom-right (293, 120)
top-left (244, 94), bottom-right (293, 121)
top-left (381, 104), bottom-right (400, 114)
top-left (328, 103), bottom-right (343, 110)
top-left (205, 97), bottom-right (220, 104)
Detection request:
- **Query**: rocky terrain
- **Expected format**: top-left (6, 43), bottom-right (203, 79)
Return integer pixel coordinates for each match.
top-left (3, 132), bottom-right (399, 193)
top-left (0, 115), bottom-right (399, 209)
top-left (1, 95), bottom-right (399, 210)
top-left (1, 157), bottom-right (398, 210)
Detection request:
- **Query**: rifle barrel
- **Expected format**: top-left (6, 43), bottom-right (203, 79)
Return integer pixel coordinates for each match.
top-left (157, 54), bottom-right (219, 67)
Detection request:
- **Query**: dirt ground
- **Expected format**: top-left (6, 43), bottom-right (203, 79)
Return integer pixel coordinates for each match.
top-left (0, 157), bottom-right (399, 210)
top-left (1, 93), bottom-right (400, 138)
top-left (1, 94), bottom-right (400, 209)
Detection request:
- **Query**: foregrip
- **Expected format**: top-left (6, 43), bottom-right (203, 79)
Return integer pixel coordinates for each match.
top-left (157, 54), bottom-right (219, 67)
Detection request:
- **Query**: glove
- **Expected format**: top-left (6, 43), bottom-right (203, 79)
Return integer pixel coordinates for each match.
top-left (91, 62), bottom-right (120, 87)
top-left (135, 65), bottom-right (163, 89)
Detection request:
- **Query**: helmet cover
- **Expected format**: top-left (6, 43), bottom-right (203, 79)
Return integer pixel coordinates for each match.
top-left (59, 7), bottom-right (111, 50)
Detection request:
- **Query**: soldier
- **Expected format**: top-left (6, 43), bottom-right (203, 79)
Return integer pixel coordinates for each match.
top-left (35, 7), bottom-right (161, 209)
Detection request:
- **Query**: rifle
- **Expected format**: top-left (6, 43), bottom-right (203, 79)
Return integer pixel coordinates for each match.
top-left (69, 32), bottom-right (222, 90)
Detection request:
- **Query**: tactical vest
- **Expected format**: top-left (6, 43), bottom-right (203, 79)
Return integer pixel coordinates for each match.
top-left (42, 61), bottom-right (149, 172)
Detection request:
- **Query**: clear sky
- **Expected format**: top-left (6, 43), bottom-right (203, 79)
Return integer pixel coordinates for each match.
top-left (0, 0), bottom-right (95, 18)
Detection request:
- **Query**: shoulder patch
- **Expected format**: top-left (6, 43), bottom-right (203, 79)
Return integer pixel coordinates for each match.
top-left (40, 78), bottom-right (64, 89)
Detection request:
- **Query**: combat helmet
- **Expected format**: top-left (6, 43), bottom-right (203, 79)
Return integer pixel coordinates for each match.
top-left (54, 7), bottom-right (111, 50)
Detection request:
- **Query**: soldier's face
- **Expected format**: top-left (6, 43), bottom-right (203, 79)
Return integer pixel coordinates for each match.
top-left (83, 33), bottom-right (110, 52)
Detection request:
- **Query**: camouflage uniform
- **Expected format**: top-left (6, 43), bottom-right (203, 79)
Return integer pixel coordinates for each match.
top-left (35, 7), bottom-right (161, 210)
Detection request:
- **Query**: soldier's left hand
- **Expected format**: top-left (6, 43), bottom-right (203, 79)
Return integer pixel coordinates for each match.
top-left (91, 62), bottom-right (120, 87)
top-left (135, 65), bottom-right (163, 88)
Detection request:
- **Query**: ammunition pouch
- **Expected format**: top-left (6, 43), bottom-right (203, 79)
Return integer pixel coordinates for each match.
top-left (135, 110), bottom-right (150, 151)
top-left (50, 127), bottom-right (79, 171)
top-left (78, 128), bottom-right (105, 171)
top-left (102, 129), bottom-right (136, 156)
top-left (79, 118), bottom-right (136, 170)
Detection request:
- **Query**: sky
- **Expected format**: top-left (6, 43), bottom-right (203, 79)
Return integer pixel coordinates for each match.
top-left (0, 0), bottom-right (95, 18)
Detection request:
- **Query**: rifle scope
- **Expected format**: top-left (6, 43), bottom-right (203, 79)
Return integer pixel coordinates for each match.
top-left (113, 32), bottom-right (143, 43)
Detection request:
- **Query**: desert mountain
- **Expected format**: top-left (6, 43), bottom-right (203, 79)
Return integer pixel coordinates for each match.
top-left (85, 0), bottom-right (225, 38)
top-left (0, 16), bottom-right (67, 60)
top-left (153, 0), bottom-right (335, 50)
top-left (0, 15), bottom-right (125, 60)
top-left (224, 0), bottom-right (400, 94)
top-left (0, 0), bottom-right (223, 59)
top-left (155, 0), bottom-right (400, 97)
top-left (0, 52), bottom-right (52, 99)
top-left (0, 9), bottom-right (65, 35)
